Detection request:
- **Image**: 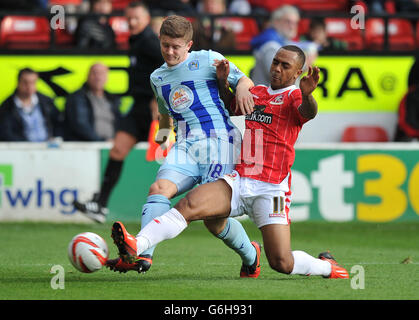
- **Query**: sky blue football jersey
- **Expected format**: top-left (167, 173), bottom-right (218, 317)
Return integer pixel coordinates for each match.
top-left (150, 50), bottom-right (245, 140)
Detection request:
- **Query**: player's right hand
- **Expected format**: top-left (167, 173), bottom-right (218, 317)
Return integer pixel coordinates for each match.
top-left (235, 78), bottom-right (254, 115)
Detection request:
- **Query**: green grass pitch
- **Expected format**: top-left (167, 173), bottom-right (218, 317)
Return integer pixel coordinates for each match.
top-left (0, 220), bottom-right (418, 300)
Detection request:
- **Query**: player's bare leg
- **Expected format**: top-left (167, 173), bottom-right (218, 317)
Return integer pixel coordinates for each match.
top-left (176, 180), bottom-right (259, 277)
top-left (260, 224), bottom-right (349, 278)
top-left (133, 180), bottom-right (258, 276)
top-left (109, 131), bottom-right (138, 160)
top-left (132, 180), bottom-right (231, 256)
top-left (148, 178), bottom-right (178, 199)
top-left (260, 224), bottom-right (294, 274)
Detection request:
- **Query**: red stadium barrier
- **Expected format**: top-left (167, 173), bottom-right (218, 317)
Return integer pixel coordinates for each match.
top-left (342, 126), bottom-right (389, 142)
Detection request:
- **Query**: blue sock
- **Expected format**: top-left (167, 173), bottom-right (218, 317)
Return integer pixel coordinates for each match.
top-left (216, 218), bottom-right (256, 266)
top-left (140, 194), bottom-right (171, 256)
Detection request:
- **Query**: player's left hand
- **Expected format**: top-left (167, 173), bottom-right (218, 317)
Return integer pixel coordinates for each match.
top-left (300, 66), bottom-right (320, 96)
top-left (213, 59), bottom-right (230, 83)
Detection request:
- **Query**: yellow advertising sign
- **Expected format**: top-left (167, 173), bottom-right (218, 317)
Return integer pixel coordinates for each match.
top-left (228, 55), bottom-right (414, 113)
top-left (0, 54), bottom-right (414, 113)
top-left (0, 55), bottom-right (131, 111)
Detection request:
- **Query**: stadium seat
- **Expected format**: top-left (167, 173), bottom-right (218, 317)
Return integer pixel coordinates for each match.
top-left (248, 0), bottom-right (348, 12)
top-left (325, 18), bottom-right (364, 50)
top-left (216, 17), bottom-right (259, 50)
top-left (111, 0), bottom-right (133, 11)
top-left (365, 18), bottom-right (415, 51)
top-left (0, 16), bottom-right (50, 49)
top-left (54, 28), bottom-right (75, 47)
top-left (341, 126), bottom-right (389, 142)
top-left (298, 18), bottom-right (311, 38)
top-left (293, 0), bottom-right (349, 12)
top-left (109, 16), bottom-right (129, 49)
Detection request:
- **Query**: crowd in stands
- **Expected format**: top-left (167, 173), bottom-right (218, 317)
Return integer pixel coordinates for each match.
top-left (1, 0), bottom-right (419, 52)
top-left (0, 0), bottom-right (418, 143)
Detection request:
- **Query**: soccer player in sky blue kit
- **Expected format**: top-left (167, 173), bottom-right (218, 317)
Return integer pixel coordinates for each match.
top-left (106, 15), bottom-right (261, 276)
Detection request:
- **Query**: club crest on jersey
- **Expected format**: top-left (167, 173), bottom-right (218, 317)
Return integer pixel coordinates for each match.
top-left (270, 95), bottom-right (284, 105)
top-left (245, 105), bottom-right (272, 124)
top-left (188, 60), bottom-right (199, 71)
top-left (169, 85), bottom-right (194, 112)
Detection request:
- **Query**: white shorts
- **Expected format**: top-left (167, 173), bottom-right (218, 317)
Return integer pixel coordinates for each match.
top-left (221, 171), bottom-right (292, 228)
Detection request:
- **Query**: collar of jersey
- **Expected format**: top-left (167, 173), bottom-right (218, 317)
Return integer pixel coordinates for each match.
top-left (267, 84), bottom-right (296, 95)
top-left (164, 52), bottom-right (193, 71)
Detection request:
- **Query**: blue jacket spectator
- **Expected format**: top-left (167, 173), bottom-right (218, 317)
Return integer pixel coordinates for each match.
top-left (250, 5), bottom-right (318, 86)
top-left (0, 68), bottom-right (63, 142)
top-left (251, 27), bottom-right (289, 51)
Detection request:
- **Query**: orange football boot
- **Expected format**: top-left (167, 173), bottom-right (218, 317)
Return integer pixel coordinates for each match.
top-left (240, 241), bottom-right (262, 278)
top-left (318, 251), bottom-right (349, 279)
top-left (106, 257), bottom-right (140, 273)
top-left (106, 255), bottom-right (153, 273)
top-left (111, 221), bottom-right (138, 263)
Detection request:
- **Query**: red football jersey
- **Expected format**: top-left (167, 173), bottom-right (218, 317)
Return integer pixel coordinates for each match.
top-left (235, 84), bottom-right (310, 185)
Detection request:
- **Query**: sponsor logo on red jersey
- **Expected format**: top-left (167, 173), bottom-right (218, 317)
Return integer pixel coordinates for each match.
top-left (245, 105), bottom-right (272, 124)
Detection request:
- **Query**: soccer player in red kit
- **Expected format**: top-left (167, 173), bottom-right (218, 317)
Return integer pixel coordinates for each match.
top-left (109, 45), bottom-right (349, 279)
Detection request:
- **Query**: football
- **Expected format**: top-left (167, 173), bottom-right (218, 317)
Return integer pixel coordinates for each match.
top-left (68, 232), bottom-right (109, 273)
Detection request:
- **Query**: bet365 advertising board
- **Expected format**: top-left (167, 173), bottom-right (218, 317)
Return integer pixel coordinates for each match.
top-left (0, 145), bottom-right (418, 222)
top-left (101, 146), bottom-right (419, 223)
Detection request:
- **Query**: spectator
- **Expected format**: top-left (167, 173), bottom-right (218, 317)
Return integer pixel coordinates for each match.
top-left (396, 0), bottom-right (419, 12)
top-left (250, 5), bottom-right (317, 86)
top-left (394, 57), bottom-right (419, 141)
top-left (64, 63), bottom-right (121, 141)
top-left (191, 0), bottom-right (237, 51)
top-left (150, 16), bottom-right (165, 35)
top-left (0, 68), bottom-right (63, 142)
top-left (355, 0), bottom-right (396, 14)
top-left (75, 0), bottom-right (116, 49)
top-left (228, 0), bottom-right (252, 15)
top-left (300, 18), bottom-right (348, 52)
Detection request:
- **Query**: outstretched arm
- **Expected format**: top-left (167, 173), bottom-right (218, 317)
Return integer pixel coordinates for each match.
top-left (298, 66), bottom-right (320, 120)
